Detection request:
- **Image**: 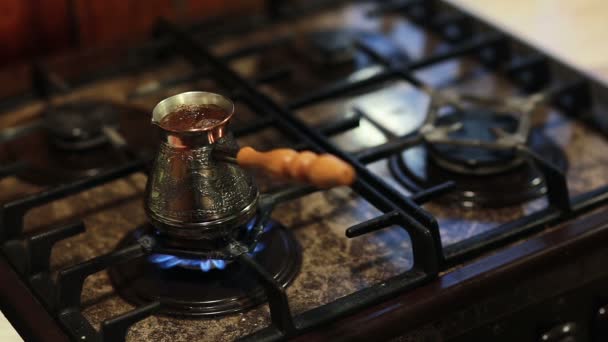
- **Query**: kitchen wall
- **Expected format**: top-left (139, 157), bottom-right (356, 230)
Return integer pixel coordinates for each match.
top-left (0, 0), bottom-right (262, 64)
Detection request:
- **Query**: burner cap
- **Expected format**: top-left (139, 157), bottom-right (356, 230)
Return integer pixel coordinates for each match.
top-left (44, 101), bottom-right (121, 150)
top-left (428, 109), bottom-right (523, 175)
top-left (109, 221), bottom-right (301, 317)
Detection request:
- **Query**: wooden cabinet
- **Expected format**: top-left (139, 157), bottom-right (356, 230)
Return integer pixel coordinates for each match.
top-left (0, 0), bottom-right (262, 64)
top-left (73, 0), bottom-right (176, 47)
top-left (0, 0), bottom-right (32, 61)
top-left (0, 0), bottom-right (71, 62)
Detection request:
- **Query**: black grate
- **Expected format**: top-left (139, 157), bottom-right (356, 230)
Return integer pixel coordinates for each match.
top-left (1, 0), bottom-right (608, 341)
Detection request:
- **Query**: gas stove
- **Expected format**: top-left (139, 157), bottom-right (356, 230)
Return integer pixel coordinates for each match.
top-left (1, 1), bottom-right (608, 341)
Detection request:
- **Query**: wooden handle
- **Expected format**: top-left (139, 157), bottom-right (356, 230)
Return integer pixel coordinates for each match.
top-left (236, 147), bottom-right (356, 188)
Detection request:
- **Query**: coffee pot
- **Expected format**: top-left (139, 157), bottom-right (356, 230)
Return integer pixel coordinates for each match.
top-left (144, 91), bottom-right (355, 258)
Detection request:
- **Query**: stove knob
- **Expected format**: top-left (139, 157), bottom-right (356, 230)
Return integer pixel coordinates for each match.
top-left (236, 147), bottom-right (356, 188)
top-left (593, 304), bottom-right (608, 342)
top-left (539, 322), bottom-right (580, 342)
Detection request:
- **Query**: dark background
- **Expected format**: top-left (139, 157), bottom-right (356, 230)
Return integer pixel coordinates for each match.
top-left (0, 0), bottom-right (261, 64)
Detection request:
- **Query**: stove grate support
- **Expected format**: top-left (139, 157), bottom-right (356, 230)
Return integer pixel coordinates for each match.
top-left (286, 32), bottom-right (508, 110)
top-left (430, 12), bottom-right (473, 43)
top-left (56, 244), bottom-right (146, 310)
top-left (516, 146), bottom-right (571, 211)
top-left (25, 222), bottom-right (85, 276)
top-left (0, 219), bottom-right (159, 341)
top-left (52, 240), bottom-right (158, 342)
top-left (506, 54), bottom-right (551, 93)
top-left (100, 302), bottom-right (162, 342)
top-left (0, 158), bottom-right (147, 243)
top-left (238, 254), bottom-right (296, 335)
top-left (233, 204), bottom-right (439, 341)
top-left (0, 161), bottom-right (28, 180)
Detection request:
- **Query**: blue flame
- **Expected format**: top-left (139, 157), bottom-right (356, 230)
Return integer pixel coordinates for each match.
top-left (148, 217), bottom-right (269, 272)
top-left (149, 254), bottom-right (174, 263)
top-left (263, 221), bottom-right (275, 233)
top-left (199, 260), bottom-right (211, 272)
top-left (211, 259), bottom-right (226, 270)
top-left (149, 242), bottom-right (266, 272)
top-left (252, 242), bottom-right (265, 254)
top-left (246, 218), bottom-right (257, 232)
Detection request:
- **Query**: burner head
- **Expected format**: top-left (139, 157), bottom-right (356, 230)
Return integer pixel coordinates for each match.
top-left (44, 102), bottom-right (121, 150)
top-left (256, 29), bottom-right (407, 97)
top-left (150, 212), bottom-right (266, 261)
top-left (390, 129), bottom-right (568, 208)
top-left (148, 239), bottom-right (266, 272)
top-left (305, 30), bottom-right (358, 67)
top-left (299, 29), bottom-right (408, 70)
top-left (109, 220), bottom-right (301, 317)
top-left (5, 100), bottom-right (155, 185)
top-left (428, 109), bottom-right (523, 175)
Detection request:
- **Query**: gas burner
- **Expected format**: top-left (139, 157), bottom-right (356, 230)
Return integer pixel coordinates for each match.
top-left (305, 30), bottom-right (358, 67)
top-left (428, 109), bottom-right (523, 175)
top-left (256, 29), bottom-right (407, 96)
top-left (298, 28), bottom-right (408, 72)
top-left (108, 220), bottom-right (301, 317)
top-left (390, 129), bottom-right (568, 207)
top-left (4, 100), bottom-right (155, 185)
top-left (44, 101), bottom-right (121, 150)
top-left (388, 90), bottom-right (568, 207)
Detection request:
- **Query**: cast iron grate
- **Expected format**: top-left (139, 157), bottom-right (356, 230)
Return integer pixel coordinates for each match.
top-left (1, 0), bottom-right (608, 341)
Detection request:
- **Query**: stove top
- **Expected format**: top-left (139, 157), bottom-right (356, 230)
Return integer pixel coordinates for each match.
top-left (1, 1), bottom-right (608, 341)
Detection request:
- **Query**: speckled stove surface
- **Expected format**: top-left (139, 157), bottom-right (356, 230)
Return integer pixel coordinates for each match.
top-left (1, 2), bottom-right (608, 341)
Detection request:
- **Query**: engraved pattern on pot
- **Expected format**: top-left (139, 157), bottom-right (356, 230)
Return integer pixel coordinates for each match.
top-left (146, 134), bottom-right (257, 223)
